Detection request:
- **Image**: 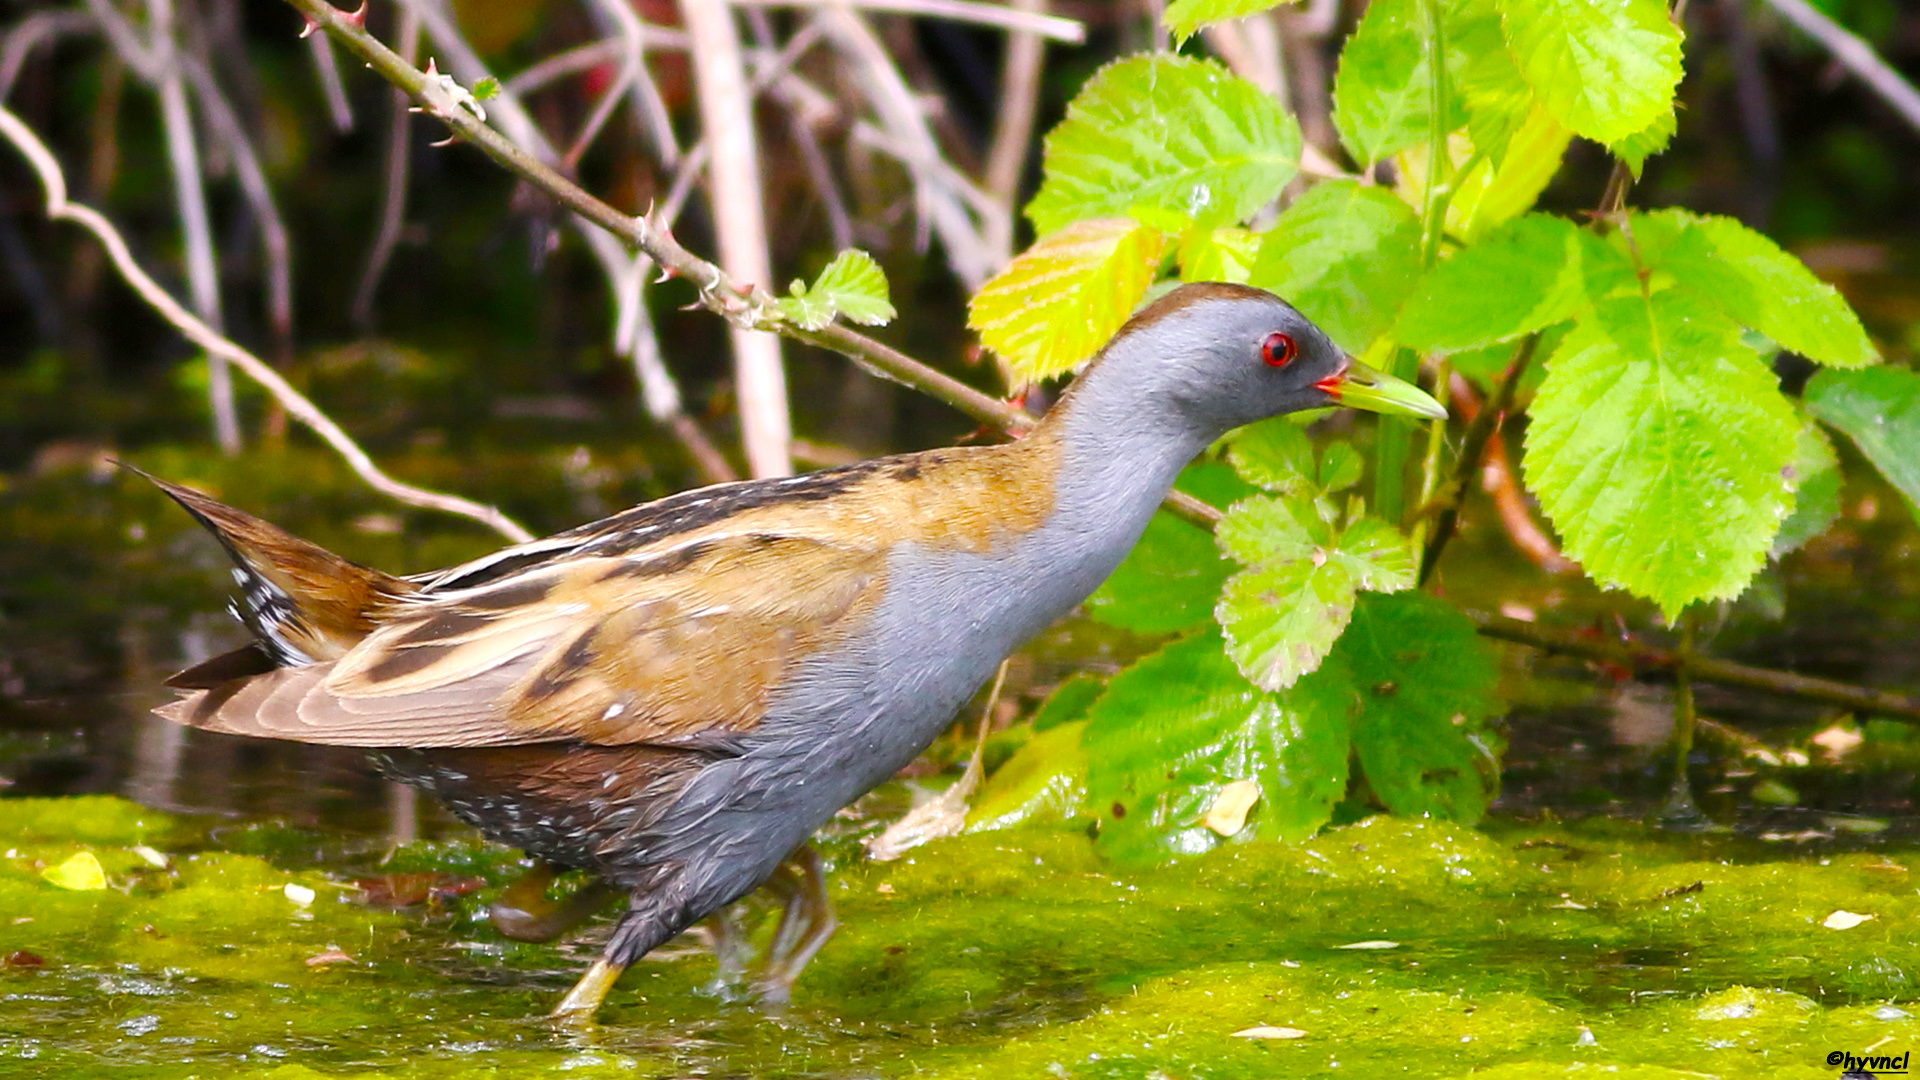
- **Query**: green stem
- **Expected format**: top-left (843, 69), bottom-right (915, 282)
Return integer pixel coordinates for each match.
top-left (1380, 0), bottom-right (1455, 530)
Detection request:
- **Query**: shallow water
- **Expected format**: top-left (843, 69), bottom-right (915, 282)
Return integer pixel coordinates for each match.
top-left (2, 455), bottom-right (1919, 1078)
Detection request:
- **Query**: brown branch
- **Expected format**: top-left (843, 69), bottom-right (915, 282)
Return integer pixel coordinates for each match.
top-left (1419, 334), bottom-right (1547, 579)
top-left (1475, 612), bottom-right (1920, 724)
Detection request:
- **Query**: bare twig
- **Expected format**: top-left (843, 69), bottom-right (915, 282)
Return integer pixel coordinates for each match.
top-left (679, 0), bottom-right (791, 477)
top-left (1419, 335), bottom-right (1539, 579)
top-left (182, 55), bottom-right (294, 342)
top-left (351, 4), bottom-right (420, 328)
top-left (0, 10), bottom-right (95, 99)
top-left (581, 0), bottom-right (680, 166)
top-left (1476, 612), bottom-right (1920, 724)
top-left (135, 0), bottom-right (241, 451)
top-left (730, 0), bottom-right (1085, 43)
top-left (1762, 0), bottom-right (1920, 136)
top-left (304, 27), bottom-right (354, 132)
top-left (982, 0), bottom-right (1045, 261)
top-left (0, 104), bottom-right (534, 542)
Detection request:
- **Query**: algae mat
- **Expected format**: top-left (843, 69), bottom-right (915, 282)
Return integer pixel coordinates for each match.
top-left (0, 795), bottom-right (1913, 1078)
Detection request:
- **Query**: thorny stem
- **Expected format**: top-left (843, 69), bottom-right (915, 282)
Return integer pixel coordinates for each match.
top-left (280, 0), bottom-right (1022, 437)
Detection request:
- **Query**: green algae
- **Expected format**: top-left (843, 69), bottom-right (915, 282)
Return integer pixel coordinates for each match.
top-left (2, 796), bottom-right (1916, 1078)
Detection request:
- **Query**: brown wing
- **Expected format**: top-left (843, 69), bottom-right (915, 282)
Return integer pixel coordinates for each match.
top-left (158, 532), bottom-right (885, 748)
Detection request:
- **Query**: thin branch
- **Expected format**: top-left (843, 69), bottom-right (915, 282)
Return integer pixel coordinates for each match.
top-left (1475, 611), bottom-right (1920, 724)
top-left (729, 0), bottom-right (1085, 43)
top-left (304, 26), bottom-right (354, 132)
top-left (1762, 0), bottom-right (1920, 136)
top-left (825, 8), bottom-right (1000, 287)
top-left (350, 4), bottom-right (420, 329)
top-left (140, 0), bottom-right (241, 451)
top-left (981, 0), bottom-right (1045, 261)
top-left (679, 0), bottom-right (791, 477)
top-left (0, 10), bottom-right (96, 100)
top-left (1419, 334), bottom-right (1540, 580)
top-left (580, 0), bottom-right (680, 166)
top-left (0, 104), bottom-right (534, 543)
top-left (503, 40), bottom-right (624, 98)
top-left (182, 54), bottom-right (294, 342)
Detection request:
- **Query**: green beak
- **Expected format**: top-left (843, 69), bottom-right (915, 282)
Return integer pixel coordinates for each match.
top-left (1317, 358), bottom-right (1448, 420)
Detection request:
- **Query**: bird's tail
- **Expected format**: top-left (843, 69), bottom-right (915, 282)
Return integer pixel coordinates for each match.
top-left (128, 466), bottom-right (417, 686)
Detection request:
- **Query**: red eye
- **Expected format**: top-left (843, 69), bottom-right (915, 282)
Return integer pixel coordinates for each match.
top-left (1262, 331), bottom-right (1297, 368)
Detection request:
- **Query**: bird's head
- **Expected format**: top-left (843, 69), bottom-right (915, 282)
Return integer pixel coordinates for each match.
top-left (1085, 283), bottom-right (1446, 440)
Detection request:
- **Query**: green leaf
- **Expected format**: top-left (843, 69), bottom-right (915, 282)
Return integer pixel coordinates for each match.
top-left (774, 249), bottom-right (896, 331)
top-left (1088, 462), bottom-right (1255, 634)
top-left (1455, 2), bottom-right (1535, 163)
top-left (1030, 672), bottom-right (1106, 732)
top-left (1772, 418), bottom-right (1842, 557)
top-left (1318, 441), bottom-right (1364, 493)
top-left (1393, 213), bottom-right (1589, 351)
top-left (1215, 497), bottom-right (1416, 690)
top-left (472, 75), bottom-right (500, 102)
top-left (1632, 210), bottom-right (1879, 369)
top-left (1495, 0), bottom-right (1682, 145)
top-left (1248, 181), bottom-right (1423, 353)
top-left (1610, 104), bottom-right (1675, 178)
top-left (1336, 592), bottom-right (1504, 821)
top-left (1162, 0), bottom-right (1297, 43)
top-left (969, 218), bottom-right (1164, 379)
top-left (1522, 292), bottom-right (1801, 618)
top-left (1806, 366), bottom-right (1920, 524)
top-left (1226, 417), bottom-right (1316, 496)
top-left (1027, 55), bottom-right (1301, 235)
top-left (1333, 0), bottom-right (1464, 166)
top-left (1177, 226), bottom-right (1261, 284)
top-left (1447, 108), bottom-right (1572, 240)
top-left (1084, 630), bottom-right (1355, 861)
top-left (967, 720), bottom-right (1090, 832)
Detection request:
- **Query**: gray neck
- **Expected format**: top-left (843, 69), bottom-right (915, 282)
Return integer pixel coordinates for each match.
top-left (994, 344), bottom-right (1219, 633)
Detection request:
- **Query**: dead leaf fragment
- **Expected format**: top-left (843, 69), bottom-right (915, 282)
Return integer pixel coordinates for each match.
top-left (305, 948), bottom-right (355, 967)
top-left (1823, 910), bottom-right (1874, 930)
top-left (1811, 723), bottom-right (1864, 760)
top-left (1231, 1025), bottom-right (1307, 1040)
top-left (1334, 940), bottom-right (1399, 950)
top-left (1204, 779), bottom-right (1261, 837)
top-left (42, 852), bottom-right (106, 891)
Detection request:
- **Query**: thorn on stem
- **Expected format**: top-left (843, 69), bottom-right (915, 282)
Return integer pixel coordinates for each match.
top-left (342, 1), bottom-right (368, 29)
top-left (299, 14), bottom-right (322, 38)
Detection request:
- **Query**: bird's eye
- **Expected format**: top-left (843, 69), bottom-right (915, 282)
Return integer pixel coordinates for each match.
top-left (1262, 331), bottom-right (1297, 368)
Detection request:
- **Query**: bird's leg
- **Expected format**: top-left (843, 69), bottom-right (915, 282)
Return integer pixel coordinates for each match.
top-left (550, 878), bottom-right (695, 1021)
top-left (692, 903), bottom-right (753, 999)
top-left (490, 861), bottom-right (619, 943)
top-left (754, 845), bottom-right (837, 1007)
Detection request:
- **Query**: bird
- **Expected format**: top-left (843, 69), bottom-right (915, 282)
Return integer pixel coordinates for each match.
top-left (146, 282), bottom-right (1446, 1019)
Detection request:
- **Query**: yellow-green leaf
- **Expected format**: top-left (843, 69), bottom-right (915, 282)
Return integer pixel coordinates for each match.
top-left (1162, 0), bottom-right (1298, 42)
top-left (969, 218), bottom-right (1164, 379)
top-left (43, 851), bottom-right (108, 891)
